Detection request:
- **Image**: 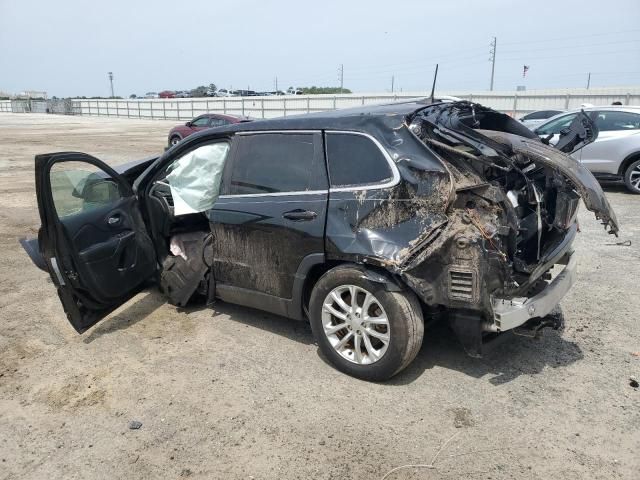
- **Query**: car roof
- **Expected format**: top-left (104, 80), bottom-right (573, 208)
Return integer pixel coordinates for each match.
top-left (198, 113), bottom-right (247, 120)
top-left (221, 99), bottom-right (435, 133)
top-left (564, 105), bottom-right (640, 114)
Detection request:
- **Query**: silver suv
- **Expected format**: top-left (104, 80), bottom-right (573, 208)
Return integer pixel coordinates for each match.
top-left (535, 106), bottom-right (640, 193)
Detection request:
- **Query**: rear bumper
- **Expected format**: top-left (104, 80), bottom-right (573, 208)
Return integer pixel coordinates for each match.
top-left (487, 251), bottom-right (577, 332)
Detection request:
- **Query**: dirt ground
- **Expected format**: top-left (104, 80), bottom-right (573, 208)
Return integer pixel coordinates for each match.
top-left (0, 113), bottom-right (638, 480)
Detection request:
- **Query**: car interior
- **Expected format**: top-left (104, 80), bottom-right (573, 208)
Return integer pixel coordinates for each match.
top-left (144, 142), bottom-right (230, 306)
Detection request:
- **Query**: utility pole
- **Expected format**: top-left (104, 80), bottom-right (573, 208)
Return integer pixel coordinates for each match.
top-left (275, 76), bottom-right (278, 92)
top-left (338, 64), bottom-right (344, 93)
top-left (108, 71), bottom-right (114, 98)
top-left (489, 37), bottom-right (497, 91)
top-left (391, 75), bottom-right (395, 93)
top-left (586, 72), bottom-right (591, 89)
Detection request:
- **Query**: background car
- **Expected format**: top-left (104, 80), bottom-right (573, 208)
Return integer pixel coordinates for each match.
top-left (534, 106), bottom-right (640, 193)
top-left (167, 113), bottom-right (251, 146)
top-left (519, 109), bottom-right (564, 129)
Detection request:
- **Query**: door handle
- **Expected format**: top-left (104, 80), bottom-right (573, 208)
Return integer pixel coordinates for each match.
top-left (107, 215), bottom-right (121, 225)
top-left (282, 209), bottom-right (318, 221)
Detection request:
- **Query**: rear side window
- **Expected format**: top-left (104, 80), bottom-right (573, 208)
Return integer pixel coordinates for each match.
top-left (594, 111), bottom-right (640, 131)
top-left (209, 117), bottom-right (228, 127)
top-left (523, 110), bottom-right (562, 120)
top-left (325, 133), bottom-right (393, 187)
top-left (226, 133), bottom-right (324, 195)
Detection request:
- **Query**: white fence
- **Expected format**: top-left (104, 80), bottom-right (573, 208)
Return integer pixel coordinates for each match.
top-left (3, 86), bottom-right (639, 119)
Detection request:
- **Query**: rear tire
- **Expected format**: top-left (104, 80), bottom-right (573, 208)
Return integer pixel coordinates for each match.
top-left (623, 158), bottom-right (640, 194)
top-left (309, 264), bottom-right (424, 381)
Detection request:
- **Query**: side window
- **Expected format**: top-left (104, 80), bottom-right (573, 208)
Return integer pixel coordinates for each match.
top-left (226, 133), bottom-right (320, 195)
top-left (325, 133), bottom-right (393, 187)
top-left (594, 111), bottom-right (640, 132)
top-left (191, 117), bottom-right (209, 127)
top-left (50, 162), bottom-right (123, 218)
top-left (536, 113), bottom-right (577, 135)
top-left (209, 118), bottom-right (228, 128)
top-left (522, 111), bottom-right (546, 120)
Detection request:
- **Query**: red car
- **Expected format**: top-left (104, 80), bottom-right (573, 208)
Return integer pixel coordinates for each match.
top-left (168, 114), bottom-right (250, 147)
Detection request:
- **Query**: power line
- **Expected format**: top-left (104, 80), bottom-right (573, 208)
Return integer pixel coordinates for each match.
top-left (499, 27), bottom-right (640, 46)
top-left (499, 46), bottom-right (640, 62)
top-left (499, 38), bottom-right (640, 55)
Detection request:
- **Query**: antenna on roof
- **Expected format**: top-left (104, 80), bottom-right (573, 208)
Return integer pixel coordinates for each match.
top-left (429, 64), bottom-right (438, 103)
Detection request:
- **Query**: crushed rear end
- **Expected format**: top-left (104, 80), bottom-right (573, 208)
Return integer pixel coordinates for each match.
top-left (399, 101), bottom-right (618, 355)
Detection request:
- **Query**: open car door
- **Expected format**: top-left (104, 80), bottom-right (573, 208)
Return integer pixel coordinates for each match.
top-left (33, 152), bottom-right (157, 333)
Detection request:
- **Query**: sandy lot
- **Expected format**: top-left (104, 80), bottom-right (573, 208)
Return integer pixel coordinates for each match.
top-left (0, 113), bottom-right (638, 479)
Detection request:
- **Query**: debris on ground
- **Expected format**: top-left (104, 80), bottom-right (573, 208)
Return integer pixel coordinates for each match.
top-left (128, 420), bottom-right (143, 430)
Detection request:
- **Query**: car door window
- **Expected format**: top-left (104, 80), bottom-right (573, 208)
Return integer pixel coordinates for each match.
top-left (225, 133), bottom-right (324, 195)
top-left (594, 111), bottom-right (640, 131)
top-left (522, 111), bottom-right (547, 120)
top-left (191, 117), bottom-right (209, 127)
top-left (536, 113), bottom-right (578, 135)
top-left (50, 162), bottom-right (123, 218)
top-left (209, 117), bottom-right (228, 128)
top-left (325, 132), bottom-right (393, 187)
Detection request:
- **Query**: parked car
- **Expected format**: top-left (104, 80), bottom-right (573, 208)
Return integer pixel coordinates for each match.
top-left (167, 114), bottom-right (250, 147)
top-left (519, 109), bottom-right (564, 129)
top-left (158, 90), bottom-right (176, 99)
top-left (143, 92), bottom-right (158, 99)
top-left (534, 106), bottom-right (640, 193)
top-left (20, 101), bottom-right (618, 380)
top-left (214, 89), bottom-right (234, 97)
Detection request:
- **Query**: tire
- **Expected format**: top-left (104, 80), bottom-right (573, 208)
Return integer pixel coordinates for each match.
top-left (169, 135), bottom-right (182, 147)
top-left (623, 158), bottom-right (640, 194)
top-left (309, 264), bottom-right (424, 381)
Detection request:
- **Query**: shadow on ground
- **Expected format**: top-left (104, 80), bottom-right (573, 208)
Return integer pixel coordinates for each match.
top-left (391, 321), bottom-right (583, 386)
top-left (81, 289), bottom-right (583, 385)
top-left (82, 289), bottom-right (166, 343)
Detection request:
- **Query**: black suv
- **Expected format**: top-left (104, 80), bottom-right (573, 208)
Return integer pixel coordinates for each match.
top-left (22, 101), bottom-right (618, 380)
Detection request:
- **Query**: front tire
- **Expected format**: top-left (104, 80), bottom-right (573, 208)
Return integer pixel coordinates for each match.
top-left (309, 265), bottom-right (424, 381)
top-left (623, 158), bottom-right (640, 194)
top-left (169, 135), bottom-right (181, 147)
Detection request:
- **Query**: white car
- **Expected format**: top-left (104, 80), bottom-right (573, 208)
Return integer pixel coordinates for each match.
top-left (519, 109), bottom-right (564, 129)
top-left (534, 106), bottom-right (640, 193)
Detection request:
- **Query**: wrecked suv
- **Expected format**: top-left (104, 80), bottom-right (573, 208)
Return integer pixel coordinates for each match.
top-left (21, 101), bottom-right (618, 381)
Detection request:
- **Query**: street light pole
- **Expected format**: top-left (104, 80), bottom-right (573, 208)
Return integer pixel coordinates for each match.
top-left (108, 72), bottom-right (114, 98)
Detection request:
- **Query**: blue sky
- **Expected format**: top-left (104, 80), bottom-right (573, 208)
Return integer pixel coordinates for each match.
top-left (1, 0), bottom-right (639, 97)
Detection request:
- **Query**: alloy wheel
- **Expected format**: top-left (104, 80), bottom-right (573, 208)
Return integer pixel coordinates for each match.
top-left (321, 285), bottom-right (390, 365)
top-left (630, 163), bottom-right (640, 191)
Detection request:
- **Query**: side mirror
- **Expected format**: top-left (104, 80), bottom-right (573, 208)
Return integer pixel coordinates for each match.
top-left (185, 121), bottom-right (192, 127)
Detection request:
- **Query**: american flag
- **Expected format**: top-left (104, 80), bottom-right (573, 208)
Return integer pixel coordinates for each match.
top-left (523, 65), bottom-right (530, 77)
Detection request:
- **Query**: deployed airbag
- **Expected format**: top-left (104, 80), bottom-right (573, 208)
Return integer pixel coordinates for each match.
top-left (166, 142), bottom-right (229, 215)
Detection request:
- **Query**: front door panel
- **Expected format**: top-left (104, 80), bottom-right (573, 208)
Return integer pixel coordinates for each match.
top-left (36, 153), bottom-right (157, 332)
